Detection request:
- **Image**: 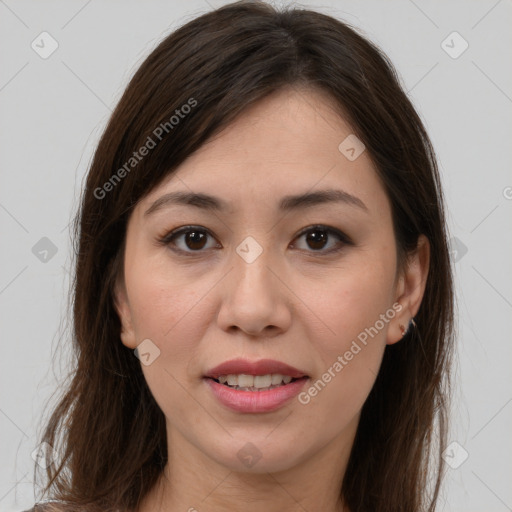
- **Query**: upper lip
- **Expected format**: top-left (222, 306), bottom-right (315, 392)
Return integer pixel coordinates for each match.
top-left (204, 358), bottom-right (308, 379)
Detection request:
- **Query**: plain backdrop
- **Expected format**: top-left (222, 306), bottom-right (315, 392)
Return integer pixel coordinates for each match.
top-left (1, 1), bottom-right (511, 511)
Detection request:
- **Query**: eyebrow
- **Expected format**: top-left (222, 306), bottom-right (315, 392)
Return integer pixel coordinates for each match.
top-left (144, 188), bottom-right (368, 217)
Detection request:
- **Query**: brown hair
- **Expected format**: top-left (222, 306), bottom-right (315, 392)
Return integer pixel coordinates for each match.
top-left (35, 1), bottom-right (455, 510)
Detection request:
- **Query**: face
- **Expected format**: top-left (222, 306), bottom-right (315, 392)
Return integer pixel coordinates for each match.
top-left (114, 86), bottom-right (428, 475)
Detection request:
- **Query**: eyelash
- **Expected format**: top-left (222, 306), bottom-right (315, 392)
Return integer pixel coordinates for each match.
top-left (156, 224), bottom-right (353, 256)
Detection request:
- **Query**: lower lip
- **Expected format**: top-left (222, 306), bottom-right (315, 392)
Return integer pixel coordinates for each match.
top-left (204, 377), bottom-right (309, 413)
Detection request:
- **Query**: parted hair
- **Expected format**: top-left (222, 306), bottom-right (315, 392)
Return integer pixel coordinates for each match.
top-left (34, 2), bottom-right (455, 511)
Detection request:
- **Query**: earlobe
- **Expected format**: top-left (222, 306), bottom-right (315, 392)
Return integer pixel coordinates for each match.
top-left (387, 235), bottom-right (430, 345)
top-left (398, 317), bottom-right (417, 338)
top-left (113, 277), bottom-right (137, 349)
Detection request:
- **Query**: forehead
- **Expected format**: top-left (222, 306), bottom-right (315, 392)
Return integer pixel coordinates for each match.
top-left (183, 87), bottom-right (358, 173)
top-left (139, 87), bottom-right (388, 218)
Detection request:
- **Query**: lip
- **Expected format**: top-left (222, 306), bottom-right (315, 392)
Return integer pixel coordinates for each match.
top-left (205, 376), bottom-right (309, 413)
top-left (204, 358), bottom-right (308, 379)
top-left (203, 358), bottom-right (309, 413)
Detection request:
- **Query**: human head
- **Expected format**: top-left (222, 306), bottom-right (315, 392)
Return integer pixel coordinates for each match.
top-left (37, 2), bottom-right (454, 511)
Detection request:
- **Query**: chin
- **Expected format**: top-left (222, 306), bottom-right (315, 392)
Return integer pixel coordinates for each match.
top-left (198, 431), bottom-right (313, 474)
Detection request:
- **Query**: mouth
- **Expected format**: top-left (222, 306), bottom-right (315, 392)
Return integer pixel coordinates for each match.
top-left (203, 358), bottom-right (309, 413)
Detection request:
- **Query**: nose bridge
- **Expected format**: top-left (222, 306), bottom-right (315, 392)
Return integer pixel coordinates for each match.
top-left (216, 233), bottom-right (291, 335)
top-left (232, 233), bottom-right (276, 298)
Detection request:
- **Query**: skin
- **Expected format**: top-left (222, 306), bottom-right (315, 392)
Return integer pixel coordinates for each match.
top-left (114, 86), bottom-right (429, 512)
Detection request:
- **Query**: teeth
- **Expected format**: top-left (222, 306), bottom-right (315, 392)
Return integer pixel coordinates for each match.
top-left (271, 374), bottom-right (282, 385)
top-left (254, 375), bottom-right (272, 388)
top-left (216, 373), bottom-right (296, 389)
top-left (238, 374), bottom-right (254, 388)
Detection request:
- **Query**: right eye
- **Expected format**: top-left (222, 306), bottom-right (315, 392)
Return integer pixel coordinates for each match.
top-left (158, 226), bottom-right (220, 253)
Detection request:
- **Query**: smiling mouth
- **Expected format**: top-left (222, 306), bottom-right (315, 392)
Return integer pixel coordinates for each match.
top-left (209, 373), bottom-right (307, 392)
top-left (204, 359), bottom-right (310, 412)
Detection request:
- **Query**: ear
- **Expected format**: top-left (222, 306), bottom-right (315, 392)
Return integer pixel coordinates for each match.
top-left (387, 234), bottom-right (430, 345)
top-left (113, 274), bottom-right (137, 349)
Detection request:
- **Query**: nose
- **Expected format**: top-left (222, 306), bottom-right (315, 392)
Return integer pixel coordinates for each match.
top-left (216, 244), bottom-right (292, 338)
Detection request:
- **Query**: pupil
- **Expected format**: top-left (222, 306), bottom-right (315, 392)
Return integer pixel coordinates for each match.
top-left (186, 231), bottom-right (206, 250)
top-left (307, 230), bottom-right (327, 250)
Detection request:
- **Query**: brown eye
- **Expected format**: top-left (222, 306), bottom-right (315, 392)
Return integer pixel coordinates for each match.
top-left (159, 224), bottom-right (351, 256)
top-left (305, 229), bottom-right (329, 250)
top-left (162, 226), bottom-right (219, 253)
top-left (182, 230), bottom-right (208, 250)
top-left (293, 225), bottom-right (350, 254)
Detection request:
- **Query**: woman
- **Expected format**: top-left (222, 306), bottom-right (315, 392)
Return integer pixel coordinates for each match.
top-left (26, 1), bottom-right (454, 510)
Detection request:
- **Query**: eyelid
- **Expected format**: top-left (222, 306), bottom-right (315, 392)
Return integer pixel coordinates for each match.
top-left (157, 225), bottom-right (219, 252)
top-left (290, 224), bottom-right (352, 254)
top-left (294, 224), bottom-right (352, 244)
top-left (157, 224), bottom-right (352, 254)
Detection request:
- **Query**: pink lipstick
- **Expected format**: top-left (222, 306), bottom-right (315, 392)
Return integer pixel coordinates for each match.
top-left (204, 358), bottom-right (309, 413)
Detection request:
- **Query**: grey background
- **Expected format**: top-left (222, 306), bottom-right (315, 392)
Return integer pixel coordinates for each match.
top-left (1, 0), bottom-right (511, 510)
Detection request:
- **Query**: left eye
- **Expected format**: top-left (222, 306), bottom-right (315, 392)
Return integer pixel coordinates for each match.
top-left (158, 225), bottom-right (350, 254)
top-left (292, 225), bottom-right (349, 253)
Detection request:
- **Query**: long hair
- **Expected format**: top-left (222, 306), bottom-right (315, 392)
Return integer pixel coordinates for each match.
top-left (35, 2), bottom-right (455, 510)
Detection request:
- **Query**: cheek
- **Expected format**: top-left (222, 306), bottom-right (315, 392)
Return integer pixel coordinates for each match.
top-left (300, 251), bottom-right (396, 354)
top-left (126, 272), bottom-right (212, 420)
top-left (296, 277), bottom-right (393, 427)
top-left (292, 247), bottom-right (396, 424)
top-left (125, 261), bottom-right (216, 366)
